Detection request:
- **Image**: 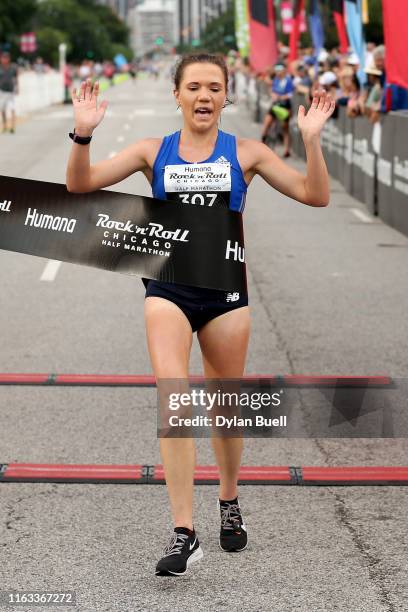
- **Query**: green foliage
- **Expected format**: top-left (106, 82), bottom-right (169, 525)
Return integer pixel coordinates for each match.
top-left (0, 0), bottom-right (37, 40)
top-left (0, 0), bottom-right (37, 56)
top-left (364, 0), bottom-right (383, 44)
top-left (35, 0), bottom-right (112, 63)
top-left (1, 0), bottom-right (132, 65)
top-left (35, 27), bottom-right (70, 66)
top-left (179, 5), bottom-right (237, 55)
top-left (92, 3), bottom-right (130, 46)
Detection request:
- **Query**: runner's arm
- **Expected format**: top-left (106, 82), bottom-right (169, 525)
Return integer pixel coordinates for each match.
top-left (66, 138), bottom-right (154, 193)
top-left (249, 139), bottom-right (330, 207)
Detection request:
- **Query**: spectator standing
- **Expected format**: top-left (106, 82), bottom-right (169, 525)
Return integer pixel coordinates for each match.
top-left (0, 51), bottom-right (18, 134)
top-left (260, 63), bottom-right (294, 157)
top-left (363, 66), bottom-right (383, 123)
top-left (33, 57), bottom-right (47, 74)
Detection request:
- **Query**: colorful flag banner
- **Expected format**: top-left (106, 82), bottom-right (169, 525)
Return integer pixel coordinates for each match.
top-left (345, 0), bottom-right (366, 85)
top-left (234, 0), bottom-right (250, 58)
top-left (309, 0), bottom-right (325, 57)
top-left (289, 0), bottom-right (305, 62)
top-left (281, 1), bottom-right (307, 34)
top-left (382, 0), bottom-right (408, 90)
top-left (248, 0), bottom-right (278, 72)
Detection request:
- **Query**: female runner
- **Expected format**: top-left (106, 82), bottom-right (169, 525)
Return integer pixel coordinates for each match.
top-left (66, 53), bottom-right (335, 577)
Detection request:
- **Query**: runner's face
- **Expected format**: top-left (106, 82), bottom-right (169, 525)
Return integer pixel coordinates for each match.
top-left (175, 63), bottom-right (226, 131)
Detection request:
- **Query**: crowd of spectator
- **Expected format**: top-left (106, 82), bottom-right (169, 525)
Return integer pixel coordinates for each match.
top-left (242, 42), bottom-right (389, 124)
top-left (225, 42), bottom-right (397, 156)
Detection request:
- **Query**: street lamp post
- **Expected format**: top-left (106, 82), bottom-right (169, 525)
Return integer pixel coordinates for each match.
top-left (59, 43), bottom-right (69, 104)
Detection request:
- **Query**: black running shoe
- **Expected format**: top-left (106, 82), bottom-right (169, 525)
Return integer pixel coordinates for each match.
top-left (218, 498), bottom-right (248, 552)
top-left (155, 527), bottom-right (203, 576)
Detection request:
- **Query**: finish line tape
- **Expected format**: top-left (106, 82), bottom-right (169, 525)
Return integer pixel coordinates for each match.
top-left (0, 175), bottom-right (246, 292)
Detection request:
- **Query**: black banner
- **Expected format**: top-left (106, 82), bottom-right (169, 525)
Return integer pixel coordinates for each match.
top-left (341, 107), bottom-right (354, 194)
top-left (0, 175), bottom-right (247, 293)
top-left (350, 116), bottom-right (376, 213)
top-left (377, 114), bottom-right (395, 229)
top-left (389, 112), bottom-right (408, 237)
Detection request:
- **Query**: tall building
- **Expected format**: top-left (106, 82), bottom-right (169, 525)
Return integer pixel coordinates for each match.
top-left (178, 0), bottom-right (232, 47)
top-left (96, 0), bottom-right (141, 21)
top-left (130, 0), bottom-right (177, 57)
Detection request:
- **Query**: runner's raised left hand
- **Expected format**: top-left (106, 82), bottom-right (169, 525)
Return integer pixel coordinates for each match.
top-left (298, 89), bottom-right (336, 142)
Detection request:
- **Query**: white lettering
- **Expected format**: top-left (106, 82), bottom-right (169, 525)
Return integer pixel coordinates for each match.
top-left (225, 240), bottom-right (245, 262)
top-left (96, 214), bottom-right (189, 242)
top-left (0, 199), bottom-right (12, 212)
top-left (24, 208), bottom-right (77, 233)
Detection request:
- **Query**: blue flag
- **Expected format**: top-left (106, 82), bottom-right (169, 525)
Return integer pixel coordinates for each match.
top-left (345, 0), bottom-right (366, 85)
top-left (309, 0), bottom-right (324, 57)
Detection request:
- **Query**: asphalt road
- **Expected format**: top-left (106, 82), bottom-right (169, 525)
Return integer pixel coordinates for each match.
top-left (1, 72), bottom-right (408, 612)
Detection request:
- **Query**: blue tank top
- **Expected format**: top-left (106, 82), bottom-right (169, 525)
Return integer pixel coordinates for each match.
top-left (151, 129), bottom-right (247, 212)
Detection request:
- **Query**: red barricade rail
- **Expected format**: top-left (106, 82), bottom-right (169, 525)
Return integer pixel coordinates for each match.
top-left (0, 373), bottom-right (392, 387)
top-left (1, 464), bottom-right (407, 485)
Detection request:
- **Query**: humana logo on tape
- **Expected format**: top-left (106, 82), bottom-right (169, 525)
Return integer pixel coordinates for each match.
top-left (24, 207), bottom-right (77, 233)
top-left (0, 200), bottom-right (12, 213)
top-left (96, 214), bottom-right (189, 242)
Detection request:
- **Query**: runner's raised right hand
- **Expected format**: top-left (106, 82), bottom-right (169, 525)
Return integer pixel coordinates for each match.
top-left (71, 78), bottom-right (108, 136)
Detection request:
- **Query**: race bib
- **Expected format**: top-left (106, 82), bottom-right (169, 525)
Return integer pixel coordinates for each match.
top-left (164, 162), bottom-right (232, 208)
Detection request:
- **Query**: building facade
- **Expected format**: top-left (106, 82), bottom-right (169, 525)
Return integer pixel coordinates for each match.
top-left (130, 0), bottom-right (177, 58)
top-left (177, 0), bottom-right (232, 47)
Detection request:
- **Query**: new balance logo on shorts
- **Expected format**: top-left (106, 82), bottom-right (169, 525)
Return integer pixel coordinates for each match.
top-left (226, 292), bottom-right (240, 302)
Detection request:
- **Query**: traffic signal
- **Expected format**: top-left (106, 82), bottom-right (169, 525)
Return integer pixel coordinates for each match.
top-left (155, 36), bottom-right (164, 46)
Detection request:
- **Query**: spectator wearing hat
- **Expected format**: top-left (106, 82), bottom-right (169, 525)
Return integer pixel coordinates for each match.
top-left (317, 71), bottom-right (339, 118)
top-left (358, 45), bottom-right (386, 117)
top-left (347, 53), bottom-right (360, 69)
top-left (362, 66), bottom-right (383, 123)
top-left (372, 45), bottom-right (385, 85)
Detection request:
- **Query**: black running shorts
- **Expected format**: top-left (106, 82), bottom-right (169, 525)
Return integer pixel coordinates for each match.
top-left (142, 278), bottom-right (249, 333)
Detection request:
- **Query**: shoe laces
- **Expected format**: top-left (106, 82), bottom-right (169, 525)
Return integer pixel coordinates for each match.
top-left (163, 532), bottom-right (188, 557)
top-left (220, 502), bottom-right (242, 531)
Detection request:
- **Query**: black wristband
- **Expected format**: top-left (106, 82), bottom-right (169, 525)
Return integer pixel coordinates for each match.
top-left (69, 129), bottom-right (92, 145)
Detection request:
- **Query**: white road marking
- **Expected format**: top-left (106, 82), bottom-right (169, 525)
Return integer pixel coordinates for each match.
top-left (117, 135), bottom-right (125, 143)
top-left (123, 123), bottom-right (130, 130)
top-left (108, 151), bottom-right (117, 158)
top-left (350, 208), bottom-right (373, 223)
top-left (40, 260), bottom-right (61, 282)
